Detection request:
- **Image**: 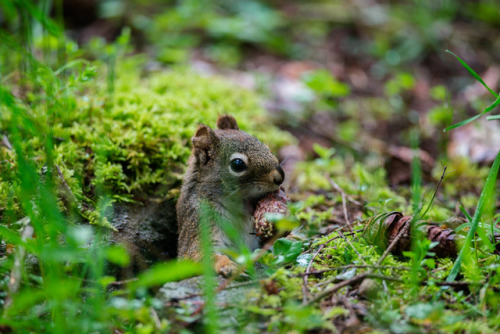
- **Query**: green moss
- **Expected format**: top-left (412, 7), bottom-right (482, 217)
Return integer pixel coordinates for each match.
top-left (0, 55), bottom-right (293, 224)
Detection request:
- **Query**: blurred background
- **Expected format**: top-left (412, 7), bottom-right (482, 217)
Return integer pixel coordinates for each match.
top-left (3, 0), bottom-right (500, 179)
top-left (66, 0), bottom-right (500, 171)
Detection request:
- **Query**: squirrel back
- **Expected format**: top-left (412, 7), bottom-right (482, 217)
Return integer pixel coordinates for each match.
top-left (176, 115), bottom-right (284, 275)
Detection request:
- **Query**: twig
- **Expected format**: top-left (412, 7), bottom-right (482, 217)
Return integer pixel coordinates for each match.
top-left (329, 177), bottom-right (353, 232)
top-left (5, 218), bottom-right (33, 309)
top-left (294, 264), bottom-right (411, 278)
top-left (55, 164), bottom-right (78, 208)
top-left (366, 273), bottom-right (403, 282)
top-left (365, 273), bottom-right (484, 288)
top-left (2, 134), bottom-right (13, 151)
top-left (338, 230), bottom-right (366, 265)
top-left (375, 221), bottom-right (410, 266)
top-left (150, 307), bottom-right (162, 330)
top-left (327, 177), bottom-right (362, 207)
top-left (108, 278), bottom-right (138, 286)
top-left (306, 272), bottom-right (370, 306)
top-left (307, 216), bottom-right (411, 305)
top-left (433, 280), bottom-right (483, 287)
top-left (301, 230), bottom-right (361, 304)
top-left (419, 166), bottom-right (447, 219)
top-left (302, 245), bottom-right (322, 304)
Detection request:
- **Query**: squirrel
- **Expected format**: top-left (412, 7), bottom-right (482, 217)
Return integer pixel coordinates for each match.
top-left (176, 115), bottom-right (285, 277)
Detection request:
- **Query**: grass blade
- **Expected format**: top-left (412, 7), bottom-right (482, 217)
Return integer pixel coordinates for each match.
top-left (444, 51), bottom-right (500, 131)
top-left (446, 150), bottom-right (500, 282)
top-left (445, 50), bottom-right (498, 98)
top-left (445, 114), bottom-right (482, 131)
top-left (484, 94), bottom-right (500, 111)
top-left (445, 92), bottom-right (500, 131)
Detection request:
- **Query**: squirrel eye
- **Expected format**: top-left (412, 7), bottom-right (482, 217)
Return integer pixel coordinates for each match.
top-left (230, 158), bottom-right (247, 173)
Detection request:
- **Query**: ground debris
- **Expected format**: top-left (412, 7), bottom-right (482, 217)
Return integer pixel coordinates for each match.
top-left (361, 211), bottom-right (470, 258)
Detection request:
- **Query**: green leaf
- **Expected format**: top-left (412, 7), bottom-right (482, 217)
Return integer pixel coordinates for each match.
top-left (273, 238), bottom-right (303, 265)
top-left (106, 245), bottom-right (131, 267)
top-left (475, 222), bottom-right (495, 252)
top-left (98, 276), bottom-right (117, 287)
top-left (445, 113), bottom-right (483, 132)
top-left (445, 95), bottom-right (500, 131)
top-left (134, 260), bottom-right (202, 288)
top-left (302, 70), bottom-right (350, 97)
top-left (274, 216), bottom-right (300, 232)
top-left (484, 94), bottom-right (500, 111)
top-left (405, 302), bottom-right (443, 320)
top-left (454, 223), bottom-right (471, 233)
top-left (444, 51), bottom-right (500, 131)
top-left (445, 50), bottom-right (498, 98)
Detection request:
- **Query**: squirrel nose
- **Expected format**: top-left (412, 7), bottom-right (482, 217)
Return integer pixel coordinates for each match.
top-left (273, 165), bottom-right (285, 185)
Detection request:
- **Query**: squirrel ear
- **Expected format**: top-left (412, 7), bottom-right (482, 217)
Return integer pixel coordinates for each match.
top-left (192, 124), bottom-right (218, 164)
top-left (217, 115), bottom-right (239, 130)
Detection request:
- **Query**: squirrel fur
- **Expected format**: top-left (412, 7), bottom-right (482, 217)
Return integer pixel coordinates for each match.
top-left (176, 115), bottom-right (285, 277)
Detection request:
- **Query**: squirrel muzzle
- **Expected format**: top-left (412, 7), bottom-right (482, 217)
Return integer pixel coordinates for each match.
top-left (271, 165), bottom-right (285, 186)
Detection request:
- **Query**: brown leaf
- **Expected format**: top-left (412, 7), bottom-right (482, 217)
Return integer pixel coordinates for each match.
top-left (362, 212), bottom-right (467, 258)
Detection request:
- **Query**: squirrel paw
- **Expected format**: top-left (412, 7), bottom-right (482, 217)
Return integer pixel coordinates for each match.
top-left (215, 254), bottom-right (239, 278)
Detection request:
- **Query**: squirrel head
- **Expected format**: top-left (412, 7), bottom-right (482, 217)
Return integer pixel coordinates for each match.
top-left (191, 115), bottom-right (285, 201)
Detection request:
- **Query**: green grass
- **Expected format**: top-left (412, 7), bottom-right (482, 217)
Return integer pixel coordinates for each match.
top-left (447, 151), bottom-right (500, 282)
top-left (445, 50), bottom-right (500, 131)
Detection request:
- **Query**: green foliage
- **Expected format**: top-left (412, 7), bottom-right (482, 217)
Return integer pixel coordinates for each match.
top-left (302, 70), bottom-right (350, 98)
top-left (445, 51), bottom-right (500, 131)
top-left (385, 73), bottom-right (416, 96)
top-left (146, 0), bottom-right (290, 66)
top-left (272, 238), bottom-right (303, 266)
top-left (0, 55), bottom-right (293, 224)
top-left (447, 151), bottom-right (500, 282)
top-left (134, 260), bottom-right (202, 288)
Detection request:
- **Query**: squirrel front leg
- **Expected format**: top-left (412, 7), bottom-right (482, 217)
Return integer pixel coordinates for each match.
top-left (178, 216), bottom-right (241, 277)
top-left (214, 254), bottom-right (238, 277)
top-left (211, 223), bottom-right (242, 278)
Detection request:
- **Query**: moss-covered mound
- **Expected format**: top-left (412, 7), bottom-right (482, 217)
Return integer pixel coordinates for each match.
top-left (0, 56), bottom-right (293, 225)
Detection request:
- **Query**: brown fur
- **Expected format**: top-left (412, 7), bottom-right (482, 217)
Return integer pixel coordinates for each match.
top-left (176, 115), bottom-right (284, 277)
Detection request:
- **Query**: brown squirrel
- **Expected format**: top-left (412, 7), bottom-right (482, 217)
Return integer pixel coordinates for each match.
top-left (176, 115), bottom-right (285, 277)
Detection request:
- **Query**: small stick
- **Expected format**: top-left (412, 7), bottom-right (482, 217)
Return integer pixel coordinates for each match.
top-left (306, 272), bottom-right (370, 306)
top-left (330, 177), bottom-right (353, 232)
top-left (2, 135), bottom-right (13, 151)
top-left (338, 230), bottom-right (367, 265)
top-left (328, 177), bottom-right (363, 207)
top-left (418, 166), bottom-right (447, 219)
top-left (308, 218), bottom-right (410, 305)
top-left (376, 221), bottom-right (410, 266)
top-left (367, 273), bottom-right (403, 282)
top-left (5, 218), bottom-right (33, 309)
top-left (293, 264), bottom-right (411, 278)
top-left (302, 245), bottom-right (322, 304)
top-left (55, 164), bottom-right (78, 207)
top-left (150, 307), bottom-right (162, 330)
top-left (108, 278), bottom-right (138, 286)
top-left (301, 230), bottom-right (361, 304)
